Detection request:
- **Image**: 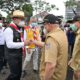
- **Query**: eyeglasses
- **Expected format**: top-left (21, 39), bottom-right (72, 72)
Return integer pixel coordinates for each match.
top-left (13, 17), bottom-right (25, 21)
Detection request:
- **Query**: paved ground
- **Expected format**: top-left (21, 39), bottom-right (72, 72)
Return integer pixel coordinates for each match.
top-left (0, 61), bottom-right (40, 80)
top-left (0, 64), bottom-right (73, 80)
top-left (0, 49), bottom-right (41, 80)
top-left (0, 53), bottom-right (73, 80)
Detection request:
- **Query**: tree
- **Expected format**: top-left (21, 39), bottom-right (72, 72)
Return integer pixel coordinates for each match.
top-left (0, 0), bottom-right (30, 14)
top-left (32, 0), bottom-right (59, 15)
top-left (65, 0), bottom-right (77, 7)
top-left (22, 3), bottom-right (33, 23)
top-left (65, 0), bottom-right (78, 15)
top-left (22, 3), bottom-right (33, 17)
top-left (0, 0), bottom-right (33, 23)
top-left (0, 0), bottom-right (33, 19)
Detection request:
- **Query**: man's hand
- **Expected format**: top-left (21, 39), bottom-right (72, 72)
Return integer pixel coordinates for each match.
top-left (24, 40), bottom-right (30, 46)
top-left (29, 40), bottom-right (44, 47)
top-left (68, 59), bottom-right (72, 65)
top-left (74, 71), bottom-right (80, 79)
top-left (44, 62), bottom-right (56, 80)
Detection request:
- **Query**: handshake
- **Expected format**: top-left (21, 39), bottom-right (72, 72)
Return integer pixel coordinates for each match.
top-left (24, 40), bottom-right (44, 47)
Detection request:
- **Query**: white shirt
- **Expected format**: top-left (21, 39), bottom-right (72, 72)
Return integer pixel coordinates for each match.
top-left (24, 30), bottom-right (27, 41)
top-left (4, 27), bottom-right (25, 49)
top-left (0, 27), bottom-right (5, 45)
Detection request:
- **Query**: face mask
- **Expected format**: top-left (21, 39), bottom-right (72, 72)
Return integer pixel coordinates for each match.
top-left (0, 23), bottom-right (3, 27)
top-left (65, 27), bottom-right (69, 31)
top-left (70, 24), bottom-right (78, 32)
top-left (43, 28), bottom-right (47, 34)
top-left (30, 22), bottom-right (38, 28)
top-left (18, 21), bottom-right (25, 27)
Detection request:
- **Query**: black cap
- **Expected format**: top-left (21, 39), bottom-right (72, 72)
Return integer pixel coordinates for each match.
top-left (42, 14), bottom-right (59, 24)
top-left (73, 15), bottom-right (80, 22)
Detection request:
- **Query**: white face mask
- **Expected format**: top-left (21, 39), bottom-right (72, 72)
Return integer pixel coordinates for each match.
top-left (43, 28), bottom-right (47, 34)
top-left (18, 21), bottom-right (25, 27)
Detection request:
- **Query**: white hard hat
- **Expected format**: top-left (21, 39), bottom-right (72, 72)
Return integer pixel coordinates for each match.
top-left (12, 10), bottom-right (25, 18)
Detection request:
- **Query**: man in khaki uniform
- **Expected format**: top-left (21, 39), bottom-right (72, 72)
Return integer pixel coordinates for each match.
top-left (69, 15), bottom-right (80, 80)
top-left (32, 14), bottom-right (68, 80)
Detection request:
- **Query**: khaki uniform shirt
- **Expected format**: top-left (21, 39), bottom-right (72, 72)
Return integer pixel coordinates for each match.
top-left (70, 29), bottom-right (80, 71)
top-left (39, 27), bottom-right (68, 80)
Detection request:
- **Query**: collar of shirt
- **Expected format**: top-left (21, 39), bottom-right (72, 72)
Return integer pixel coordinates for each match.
top-left (77, 29), bottom-right (80, 34)
top-left (46, 27), bottom-right (61, 37)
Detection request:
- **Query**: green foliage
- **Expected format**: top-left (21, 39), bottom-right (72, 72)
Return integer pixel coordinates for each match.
top-left (22, 4), bottom-right (33, 17)
top-left (0, 0), bottom-right (33, 23)
top-left (0, 0), bottom-right (30, 14)
top-left (0, 0), bottom-right (33, 21)
top-left (65, 0), bottom-right (78, 15)
top-left (65, 0), bottom-right (77, 8)
top-left (33, 0), bottom-right (59, 14)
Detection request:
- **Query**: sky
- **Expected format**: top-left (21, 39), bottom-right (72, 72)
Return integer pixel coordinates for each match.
top-left (32, 0), bottom-right (67, 17)
top-left (44, 0), bottom-right (67, 17)
top-left (0, 10), bottom-right (8, 18)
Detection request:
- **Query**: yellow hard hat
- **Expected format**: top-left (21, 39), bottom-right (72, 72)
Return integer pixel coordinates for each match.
top-left (12, 10), bottom-right (25, 18)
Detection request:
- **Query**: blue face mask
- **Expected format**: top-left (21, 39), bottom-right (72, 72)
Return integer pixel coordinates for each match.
top-left (30, 23), bottom-right (38, 28)
top-left (70, 24), bottom-right (78, 32)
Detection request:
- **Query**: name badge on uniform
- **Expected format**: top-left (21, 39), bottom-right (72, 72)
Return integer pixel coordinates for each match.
top-left (45, 43), bottom-right (50, 49)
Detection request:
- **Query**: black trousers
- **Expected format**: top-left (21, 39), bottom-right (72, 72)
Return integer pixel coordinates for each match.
top-left (66, 66), bottom-right (74, 80)
top-left (0, 45), bottom-right (4, 72)
top-left (68, 44), bottom-right (74, 59)
top-left (6, 56), bottom-right (22, 80)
